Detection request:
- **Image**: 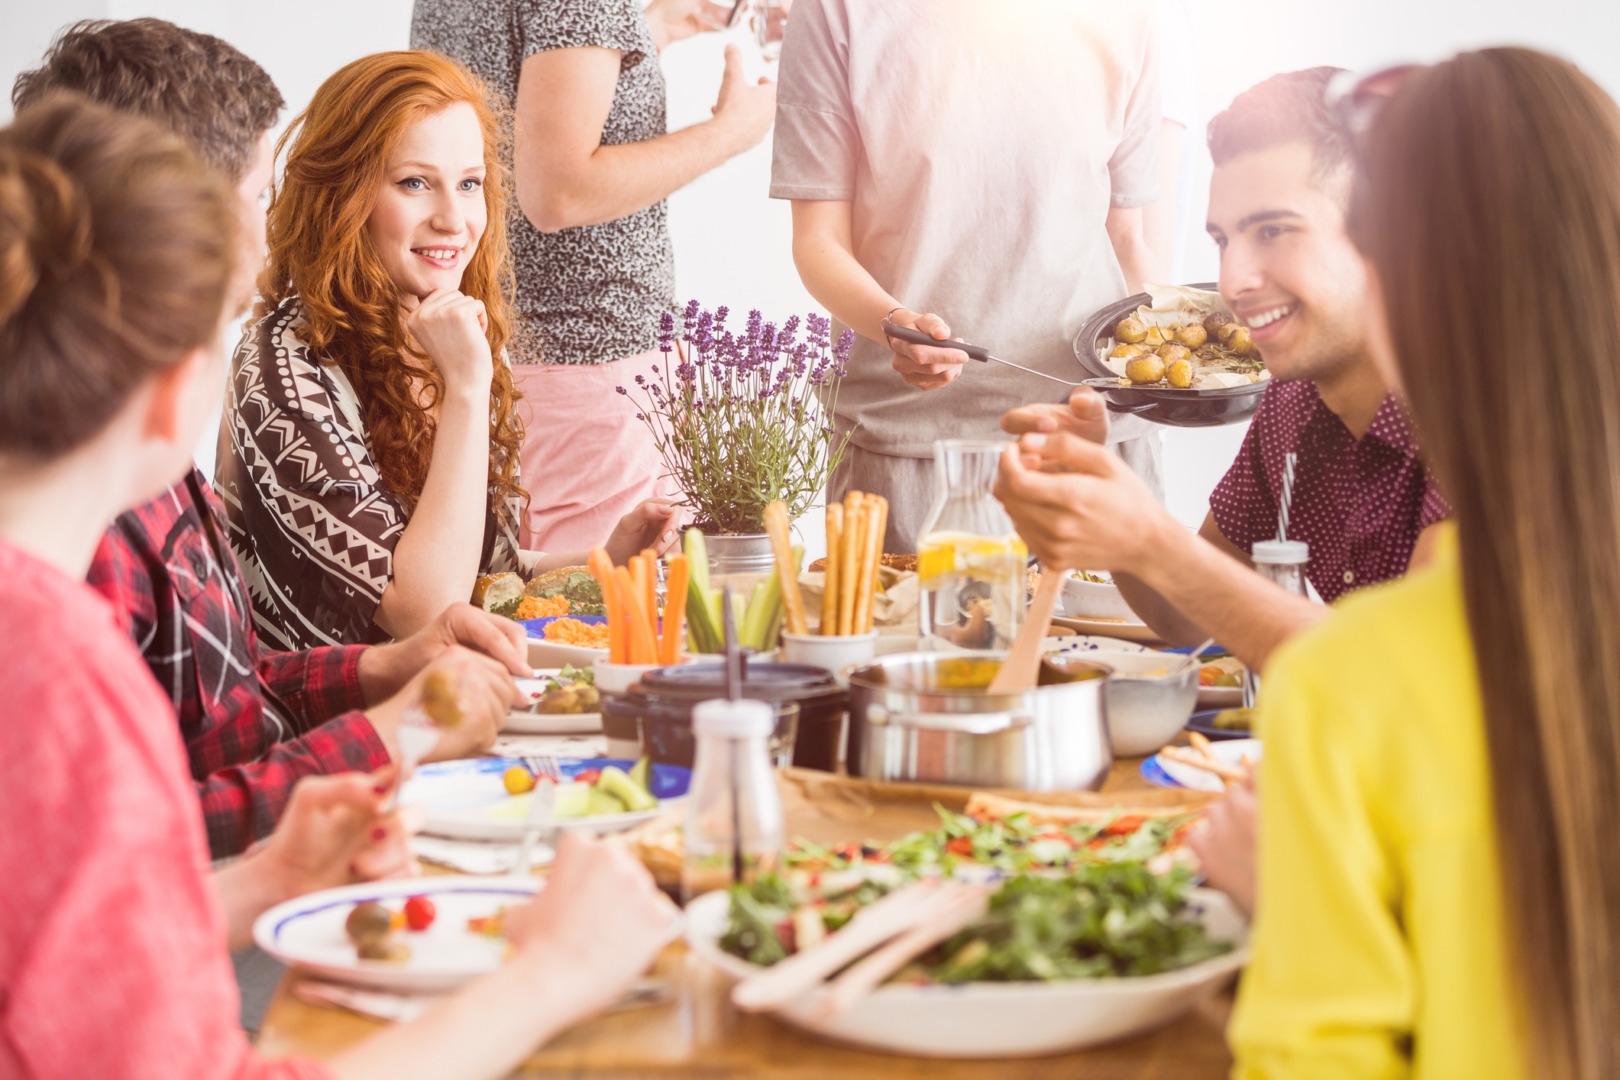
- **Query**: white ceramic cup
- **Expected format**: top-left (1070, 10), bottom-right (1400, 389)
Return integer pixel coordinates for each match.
top-left (591, 661), bottom-right (669, 696)
top-left (778, 630), bottom-right (879, 680)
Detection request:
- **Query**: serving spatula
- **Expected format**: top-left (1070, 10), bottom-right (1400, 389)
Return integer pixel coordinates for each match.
top-left (987, 567), bottom-right (1064, 695)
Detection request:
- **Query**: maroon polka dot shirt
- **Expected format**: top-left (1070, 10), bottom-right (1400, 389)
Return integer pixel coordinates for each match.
top-left (1210, 380), bottom-right (1451, 604)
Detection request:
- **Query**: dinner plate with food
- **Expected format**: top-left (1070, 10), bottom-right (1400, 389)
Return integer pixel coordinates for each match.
top-left (1143, 737), bottom-right (1262, 793)
top-left (253, 876), bottom-right (539, 993)
top-left (1185, 707), bottom-right (1254, 741)
top-left (402, 756), bottom-right (689, 842)
top-left (1158, 645), bottom-right (1247, 708)
top-left (507, 664), bottom-right (601, 735)
top-left (685, 861), bottom-right (1247, 1057)
top-left (1073, 283), bottom-right (1270, 428)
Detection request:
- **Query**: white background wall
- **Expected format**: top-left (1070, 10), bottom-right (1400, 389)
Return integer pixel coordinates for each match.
top-left (4, 0), bottom-right (1617, 553)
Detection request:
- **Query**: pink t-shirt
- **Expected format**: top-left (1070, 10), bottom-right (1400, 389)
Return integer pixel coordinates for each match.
top-left (0, 538), bottom-right (328, 1080)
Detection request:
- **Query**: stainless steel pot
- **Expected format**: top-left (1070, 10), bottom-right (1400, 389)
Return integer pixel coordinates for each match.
top-left (845, 652), bottom-right (1113, 792)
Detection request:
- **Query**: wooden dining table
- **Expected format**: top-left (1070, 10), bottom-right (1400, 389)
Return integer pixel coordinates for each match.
top-left (254, 755), bottom-right (1238, 1079)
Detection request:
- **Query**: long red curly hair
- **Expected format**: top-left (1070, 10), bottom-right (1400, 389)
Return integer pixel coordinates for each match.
top-left (259, 50), bottom-right (525, 526)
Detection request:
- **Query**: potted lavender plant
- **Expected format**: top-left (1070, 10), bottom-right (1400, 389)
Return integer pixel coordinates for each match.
top-left (618, 301), bottom-right (854, 573)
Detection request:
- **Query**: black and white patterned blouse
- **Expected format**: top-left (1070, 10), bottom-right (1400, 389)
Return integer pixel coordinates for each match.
top-left (412, 0), bottom-right (675, 365)
top-left (216, 296), bottom-right (523, 650)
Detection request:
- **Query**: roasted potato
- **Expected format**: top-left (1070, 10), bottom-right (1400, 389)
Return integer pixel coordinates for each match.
top-left (1156, 343), bottom-right (1192, 364)
top-left (1108, 342), bottom-right (1145, 360)
top-left (1225, 326), bottom-right (1254, 356)
top-left (1166, 357), bottom-right (1195, 388)
top-left (1114, 316), bottom-right (1147, 344)
top-left (1204, 312), bottom-right (1235, 338)
top-left (1125, 354), bottom-right (1166, 385)
top-left (1175, 324), bottom-right (1209, 348)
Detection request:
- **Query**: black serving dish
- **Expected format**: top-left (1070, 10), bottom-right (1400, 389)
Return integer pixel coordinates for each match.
top-left (1073, 283), bottom-right (1269, 428)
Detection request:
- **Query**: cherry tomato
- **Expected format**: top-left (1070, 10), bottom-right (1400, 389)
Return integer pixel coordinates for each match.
top-left (574, 769), bottom-right (602, 787)
top-left (404, 895), bottom-right (436, 931)
top-left (946, 836), bottom-right (974, 857)
top-left (1102, 814), bottom-right (1147, 837)
top-left (503, 766), bottom-right (535, 795)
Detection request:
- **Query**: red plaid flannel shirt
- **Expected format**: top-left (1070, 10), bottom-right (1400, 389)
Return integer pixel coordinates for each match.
top-left (86, 469), bottom-right (390, 858)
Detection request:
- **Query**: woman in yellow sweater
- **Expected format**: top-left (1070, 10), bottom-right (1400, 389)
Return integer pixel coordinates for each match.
top-left (1229, 48), bottom-right (1620, 1080)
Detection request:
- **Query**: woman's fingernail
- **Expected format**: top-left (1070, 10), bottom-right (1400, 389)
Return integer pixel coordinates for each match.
top-left (1024, 433), bottom-right (1048, 449)
top-left (372, 827), bottom-right (388, 842)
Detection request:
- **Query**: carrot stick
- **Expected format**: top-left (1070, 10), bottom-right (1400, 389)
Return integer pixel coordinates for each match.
top-left (613, 565), bottom-right (658, 665)
top-left (838, 493), bottom-right (864, 635)
top-left (660, 555), bottom-right (689, 665)
top-left (822, 502), bottom-right (844, 636)
top-left (588, 548), bottom-right (625, 663)
top-left (638, 549), bottom-right (659, 622)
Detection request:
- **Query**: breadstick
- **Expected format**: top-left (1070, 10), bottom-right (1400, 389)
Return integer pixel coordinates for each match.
top-left (837, 492), bottom-right (864, 635)
top-left (763, 501), bottom-right (809, 636)
top-left (1188, 731), bottom-right (1217, 763)
top-left (822, 502), bottom-right (844, 636)
top-left (852, 498), bottom-right (883, 633)
top-left (1159, 746), bottom-right (1247, 784)
top-left (868, 496), bottom-right (888, 631)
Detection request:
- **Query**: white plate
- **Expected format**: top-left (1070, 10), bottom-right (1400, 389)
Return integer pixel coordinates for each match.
top-left (402, 757), bottom-right (685, 842)
top-left (1051, 615), bottom-right (1163, 645)
top-left (685, 888), bottom-right (1248, 1058)
top-left (526, 638), bottom-right (609, 669)
top-left (1044, 634), bottom-right (1153, 657)
top-left (253, 876), bottom-right (538, 993)
top-left (506, 673), bottom-right (602, 735)
top-left (1152, 738), bottom-right (1263, 792)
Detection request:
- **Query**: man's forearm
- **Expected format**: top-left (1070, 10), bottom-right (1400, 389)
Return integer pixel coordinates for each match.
top-left (520, 119), bottom-right (751, 233)
top-left (1132, 537), bottom-right (1327, 672)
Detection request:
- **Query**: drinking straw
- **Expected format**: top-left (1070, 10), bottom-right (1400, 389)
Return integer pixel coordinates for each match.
top-left (720, 586), bottom-right (745, 882)
top-left (1277, 452), bottom-right (1298, 542)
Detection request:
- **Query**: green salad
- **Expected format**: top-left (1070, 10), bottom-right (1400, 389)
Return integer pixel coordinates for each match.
top-left (720, 862), bottom-right (1232, 981)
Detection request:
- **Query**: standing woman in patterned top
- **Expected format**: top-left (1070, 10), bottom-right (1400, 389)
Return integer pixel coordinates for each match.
top-left (219, 51), bottom-right (680, 650)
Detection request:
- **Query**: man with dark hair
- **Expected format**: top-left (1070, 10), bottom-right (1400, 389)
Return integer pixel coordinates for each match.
top-left (16, 18), bottom-right (527, 861)
top-left (995, 67), bottom-right (1450, 672)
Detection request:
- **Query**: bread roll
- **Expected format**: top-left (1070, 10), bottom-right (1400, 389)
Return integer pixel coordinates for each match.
top-left (470, 571), bottom-right (524, 611)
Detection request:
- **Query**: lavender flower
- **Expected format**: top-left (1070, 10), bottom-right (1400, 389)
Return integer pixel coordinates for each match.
top-left (618, 299), bottom-right (856, 533)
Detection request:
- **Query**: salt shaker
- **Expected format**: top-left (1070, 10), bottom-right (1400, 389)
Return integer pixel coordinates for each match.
top-left (681, 698), bottom-right (784, 903)
top-left (1243, 540), bottom-right (1310, 708)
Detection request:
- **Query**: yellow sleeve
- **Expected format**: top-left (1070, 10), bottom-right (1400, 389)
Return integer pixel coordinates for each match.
top-left (1228, 640), bottom-right (1416, 1080)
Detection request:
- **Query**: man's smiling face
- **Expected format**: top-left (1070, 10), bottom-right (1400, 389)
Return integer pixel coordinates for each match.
top-left (1206, 140), bottom-right (1369, 384)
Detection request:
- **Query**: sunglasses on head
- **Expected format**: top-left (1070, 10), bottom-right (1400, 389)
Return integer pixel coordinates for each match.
top-left (1327, 63), bottom-right (1422, 137)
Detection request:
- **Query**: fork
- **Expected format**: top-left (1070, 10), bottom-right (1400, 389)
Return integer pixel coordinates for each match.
top-left (512, 755), bottom-right (564, 876)
top-left (384, 708), bottom-right (442, 814)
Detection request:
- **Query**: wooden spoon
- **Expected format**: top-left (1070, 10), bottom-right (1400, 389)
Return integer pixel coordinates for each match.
top-left (988, 567), bottom-right (1064, 695)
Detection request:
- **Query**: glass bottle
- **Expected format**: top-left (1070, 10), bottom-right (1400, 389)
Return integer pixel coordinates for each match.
top-left (1243, 540), bottom-right (1309, 707)
top-left (681, 698), bottom-right (784, 903)
top-left (917, 439), bottom-right (1028, 651)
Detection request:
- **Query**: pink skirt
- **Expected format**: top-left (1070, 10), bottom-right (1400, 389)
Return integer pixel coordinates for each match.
top-left (511, 353), bottom-right (680, 552)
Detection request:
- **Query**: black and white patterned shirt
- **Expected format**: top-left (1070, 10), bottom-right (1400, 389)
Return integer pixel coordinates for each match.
top-left (412, 0), bottom-right (675, 365)
top-left (217, 296), bottom-right (523, 650)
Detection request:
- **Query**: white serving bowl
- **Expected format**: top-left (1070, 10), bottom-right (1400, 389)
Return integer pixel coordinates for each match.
top-left (778, 630), bottom-right (879, 680)
top-left (1096, 650), bottom-right (1200, 756)
top-left (1060, 574), bottom-right (1138, 621)
top-left (685, 887), bottom-right (1248, 1058)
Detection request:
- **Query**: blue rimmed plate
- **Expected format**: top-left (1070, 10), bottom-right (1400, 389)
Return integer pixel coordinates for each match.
top-left (1142, 738), bottom-right (1262, 793)
top-left (403, 756), bottom-right (690, 842)
top-left (253, 876), bottom-right (539, 993)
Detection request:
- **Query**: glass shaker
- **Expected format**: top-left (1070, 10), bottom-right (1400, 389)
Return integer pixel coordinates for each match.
top-left (681, 698), bottom-right (784, 903)
top-left (1243, 540), bottom-right (1310, 707)
top-left (917, 439), bottom-right (1028, 651)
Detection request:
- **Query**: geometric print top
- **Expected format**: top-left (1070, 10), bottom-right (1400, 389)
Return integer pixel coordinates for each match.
top-left (411, 0), bottom-right (675, 365)
top-left (1210, 378), bottom-right (1452, 605)
top-left (216, 295), bottom-right (522, 650)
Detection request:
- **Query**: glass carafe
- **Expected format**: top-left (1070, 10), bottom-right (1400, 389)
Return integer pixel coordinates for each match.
top-left (917, 440), bottom-right (1028, 651)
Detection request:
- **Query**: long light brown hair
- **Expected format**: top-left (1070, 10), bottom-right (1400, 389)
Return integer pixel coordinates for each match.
top-left (1350, 48), bottom-right (1620, 1079)
top-left (0, 93), bottom-right (236, 458)
top-left (260, 51), bottom-right (524, 524)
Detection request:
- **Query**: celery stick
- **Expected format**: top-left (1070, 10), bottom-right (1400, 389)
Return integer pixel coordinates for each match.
top-left (740, 580), bottom-right (771, 650)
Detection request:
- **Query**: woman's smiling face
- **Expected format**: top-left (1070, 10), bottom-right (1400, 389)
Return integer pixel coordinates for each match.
top-left (366, 101), bottom-right (487, 300)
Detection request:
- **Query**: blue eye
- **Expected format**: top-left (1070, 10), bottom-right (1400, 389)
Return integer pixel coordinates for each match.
top-left (398, 177), bottom-right (427, 192)
top-left (459, 177), bottom-right (484, 192)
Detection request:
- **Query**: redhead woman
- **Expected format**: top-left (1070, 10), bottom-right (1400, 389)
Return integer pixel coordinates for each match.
top-left (0, 93), bottom-right (676, 1080)
top-left (219, 51), bottom-right (680, 650)
top-left (1224, 49), bottom-right (1620, 1079)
